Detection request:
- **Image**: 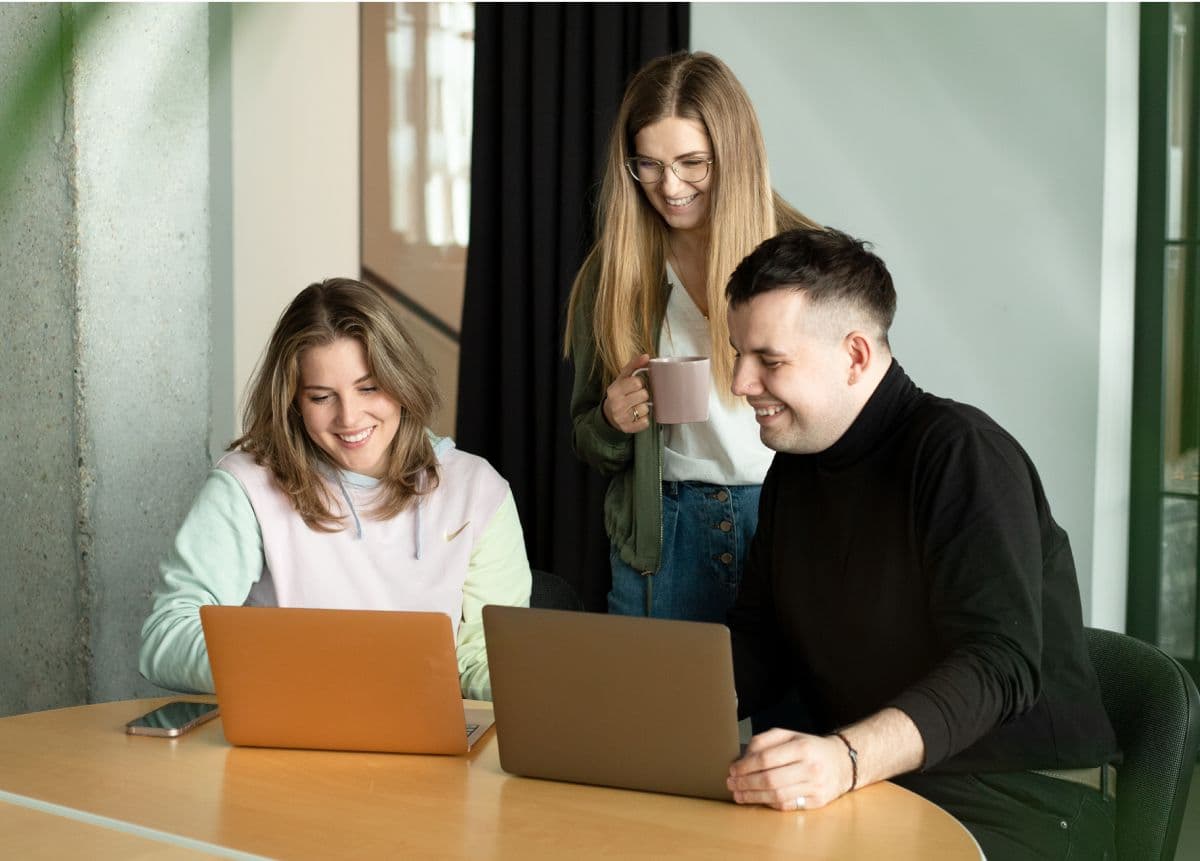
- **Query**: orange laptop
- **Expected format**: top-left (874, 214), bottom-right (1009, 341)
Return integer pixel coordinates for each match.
top-left (200, 606), bottom-right (493, 754)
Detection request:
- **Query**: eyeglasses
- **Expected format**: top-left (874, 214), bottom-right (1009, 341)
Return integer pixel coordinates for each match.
top-left (624, 155), bottom-right (714, 184)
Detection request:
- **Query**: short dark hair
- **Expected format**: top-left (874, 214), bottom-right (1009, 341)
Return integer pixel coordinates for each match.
top-left (726, 227), bottom-right (897, 345)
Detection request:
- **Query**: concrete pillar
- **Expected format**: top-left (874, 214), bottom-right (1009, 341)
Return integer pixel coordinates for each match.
top-left (0, 4), bottom-right (85, 715)
top-left (0, 3), bottom-right (212, 715)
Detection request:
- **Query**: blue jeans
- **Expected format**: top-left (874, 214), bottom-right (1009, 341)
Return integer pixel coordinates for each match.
top-left (608, 481), bottom-right (761, 622)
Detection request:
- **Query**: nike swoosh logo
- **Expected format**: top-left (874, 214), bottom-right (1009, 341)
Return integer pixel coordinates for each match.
top-left (445, 521), bottom-right (470, 542)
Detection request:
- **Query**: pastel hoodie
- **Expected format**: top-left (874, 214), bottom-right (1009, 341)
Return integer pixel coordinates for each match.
top-left (139, 435), bottom-right (530, 700)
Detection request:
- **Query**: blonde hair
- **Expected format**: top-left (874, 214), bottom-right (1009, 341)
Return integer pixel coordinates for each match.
top-left (564, 51), bottom-right (819, 393)
top-left (231, 278), bottom-right (440, 531)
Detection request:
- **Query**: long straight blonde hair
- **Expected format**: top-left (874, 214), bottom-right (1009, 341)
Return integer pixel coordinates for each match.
top-left (232, 279), bottom-right (440, 532)
top-left (564, 51), bottom-right (818, 393)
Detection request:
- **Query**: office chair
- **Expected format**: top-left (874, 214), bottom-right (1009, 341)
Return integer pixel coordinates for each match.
top-left (1085, 626), bottom-right (1200, 860)
top-left (529, 569), bottom-right (584, 612)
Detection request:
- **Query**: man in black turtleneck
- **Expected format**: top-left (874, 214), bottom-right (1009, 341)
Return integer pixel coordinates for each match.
top-left (721, 228), bottom-right (1117, 860)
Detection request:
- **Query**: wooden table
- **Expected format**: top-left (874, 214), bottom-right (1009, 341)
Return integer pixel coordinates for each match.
top-left (0, 698), bottom-right (981, 859)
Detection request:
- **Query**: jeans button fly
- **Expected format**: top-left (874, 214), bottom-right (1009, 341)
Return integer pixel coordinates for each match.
top-left (718, 520), bottom-right (733, 533)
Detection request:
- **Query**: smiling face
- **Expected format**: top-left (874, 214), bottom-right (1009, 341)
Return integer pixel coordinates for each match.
top-left (632, 116), bottom-right (713, 236)
top-left (729, 290), bottom-right (873, 455)
top-left (297, 337), bottom-right (401, 478)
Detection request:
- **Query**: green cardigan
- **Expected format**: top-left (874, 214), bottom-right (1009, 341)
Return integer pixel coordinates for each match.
top-left (568, 259), bottom-right (668, 574)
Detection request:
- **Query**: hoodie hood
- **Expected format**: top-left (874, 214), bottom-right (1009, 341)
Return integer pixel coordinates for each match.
top-left (329, 431), bottom-right (454, 558)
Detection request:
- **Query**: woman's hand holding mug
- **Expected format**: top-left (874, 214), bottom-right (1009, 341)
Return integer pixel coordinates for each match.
top-left (603, 354), bottom-right (653, 434)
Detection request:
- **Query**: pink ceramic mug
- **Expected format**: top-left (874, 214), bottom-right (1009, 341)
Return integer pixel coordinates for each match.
top-left (633, 357), bottom-right (711, 424)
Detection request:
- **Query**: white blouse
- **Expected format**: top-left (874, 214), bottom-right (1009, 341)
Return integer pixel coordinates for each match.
top-left (659, 262), bottom-right (775, 486)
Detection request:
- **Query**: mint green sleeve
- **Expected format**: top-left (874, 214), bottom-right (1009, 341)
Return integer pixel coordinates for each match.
top-left (456, 489), bottom-right (531, 701)
top-left (139, 469), bottom-right (264, 693)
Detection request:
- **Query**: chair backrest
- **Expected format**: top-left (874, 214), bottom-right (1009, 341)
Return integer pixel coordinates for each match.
top-left (530, 569), bottom-right (584, 612)
top-left (1085, 626), bottom-right (1200, 860)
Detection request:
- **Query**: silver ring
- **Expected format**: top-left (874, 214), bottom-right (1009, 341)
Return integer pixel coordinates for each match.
top-left (794, 796), bottom-right (807, 810)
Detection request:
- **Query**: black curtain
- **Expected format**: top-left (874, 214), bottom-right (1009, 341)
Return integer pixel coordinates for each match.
top-left (457, 4), bottom-right (689, 611)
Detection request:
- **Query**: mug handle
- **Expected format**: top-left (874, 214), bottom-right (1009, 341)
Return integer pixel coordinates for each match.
top-left (631, 367), bottom-right (653, 408)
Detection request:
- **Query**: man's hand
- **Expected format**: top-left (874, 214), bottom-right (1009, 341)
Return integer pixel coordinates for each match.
top-left (727, 729), bottom-right (852, 811)
top-left (728, 708), bottom-right (925, 812)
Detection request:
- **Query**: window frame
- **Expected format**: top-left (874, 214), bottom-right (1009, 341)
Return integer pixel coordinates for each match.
top-left (1128, 3), bottom-right (1200, 677)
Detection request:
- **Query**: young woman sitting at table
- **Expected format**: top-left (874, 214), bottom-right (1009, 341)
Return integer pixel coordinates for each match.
top-left (140, 278), bottom-right (531, 700)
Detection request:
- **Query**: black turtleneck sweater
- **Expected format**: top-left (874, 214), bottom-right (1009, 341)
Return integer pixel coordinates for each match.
top-left (729, 360), bottom-right (1117, 772)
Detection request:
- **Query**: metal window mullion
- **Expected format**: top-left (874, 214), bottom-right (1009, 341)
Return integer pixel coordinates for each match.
top-left (1191, 237), bottom-right (1200, 662)
top-left (1129, 4), bottom-right (1172, 643)
top-left (1182, 1), bottom-right (1200, 664)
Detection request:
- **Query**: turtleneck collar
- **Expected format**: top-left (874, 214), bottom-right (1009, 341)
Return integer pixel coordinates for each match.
top-left (813, 359), bottom-right (921, 471)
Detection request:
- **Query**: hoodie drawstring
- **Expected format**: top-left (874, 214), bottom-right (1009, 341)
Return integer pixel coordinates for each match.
top-left (333, 473), bottom-right (365, 540)
top-left (333, 434), bottom-right (450, 557)
top-left (413, 472), bottom-right (424, 560)
top-left (414, 501), bottom-right (423, 560)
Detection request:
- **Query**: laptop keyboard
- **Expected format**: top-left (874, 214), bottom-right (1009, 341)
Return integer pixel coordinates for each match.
top-left (466, 723), bottom-right (479, 736)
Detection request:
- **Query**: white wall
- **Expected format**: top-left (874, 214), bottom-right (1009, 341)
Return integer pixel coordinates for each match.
top-left (1090, 3), bottom-right (1139, 632)
top-left (694, 3), bottom-right (1137, 624)
top-left (212, 3), bottom-right (361, 456)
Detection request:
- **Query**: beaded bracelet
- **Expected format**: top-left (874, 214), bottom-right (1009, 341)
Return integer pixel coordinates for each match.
top-left (831, 731), bottom-right (859, 792)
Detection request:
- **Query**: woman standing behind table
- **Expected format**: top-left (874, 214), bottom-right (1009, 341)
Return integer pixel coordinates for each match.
top-left (564, 52), bottom-right (819, 621)
top-left (140, 279), bottom-right (530, 700)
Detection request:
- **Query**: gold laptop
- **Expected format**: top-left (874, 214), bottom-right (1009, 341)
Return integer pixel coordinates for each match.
top-left (200, 606), bottom-right (493, 754)
top-left (482, 606), bottom-right (740, 800)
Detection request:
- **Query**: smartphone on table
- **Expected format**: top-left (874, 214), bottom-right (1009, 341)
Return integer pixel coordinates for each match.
top-left (125, 700), bottom-right (219, 737)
